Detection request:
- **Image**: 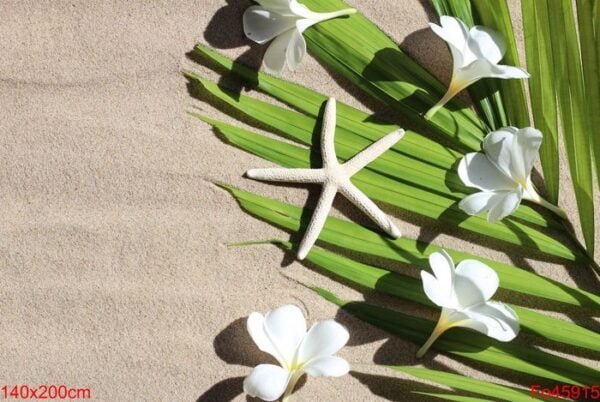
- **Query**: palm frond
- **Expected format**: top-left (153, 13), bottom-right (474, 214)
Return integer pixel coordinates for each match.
top-left (314, 286), bottom-right (600, 385)
top-left (221, 184), bottom-right (600, 310)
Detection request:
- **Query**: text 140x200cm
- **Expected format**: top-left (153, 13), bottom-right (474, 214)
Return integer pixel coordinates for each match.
top-left (1, 385), bottom-right (91, 399)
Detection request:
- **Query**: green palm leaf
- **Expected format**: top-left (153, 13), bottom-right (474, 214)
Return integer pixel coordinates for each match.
top-left (222, 184), bottom-right (600, 309)
top-left (548, 1), bottom-right (596, 256)
top-left (314, 287), bottom-right (599, 385)
top-left (189, 46), bottom-right (575, 239)
top-left (191, 110), bottom-right (579, 260)
top-left (577, 0), bottom-right (600, 192)
top-left (392, 366), bottom-right (531, 402)
top-left (472, 0), bottom-right (530, 128)
top-left (192, 44), bottom-right (460, 169)
top-left (430, 0), bottom-right (509, 130)
top-left (299, 0), bottom-right (487, 151)
top-left (189, 0), bottom-right (600, 394)
top-left (415, 393), bottom-right (493, 402)
top-left (186, 71), bottom-right (556, 230)
top-left (521, 0), bottom-right (560, 204)
top-left (272, 242), bottom-right (600, 352)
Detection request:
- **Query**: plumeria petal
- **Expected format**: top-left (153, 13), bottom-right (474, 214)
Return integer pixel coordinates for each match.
top-left (511, 127), bottom-right (542, 183)
top-left (243, 6), bottom-right (298, 44)
top-left (294, 4), bottom-right (357, 23)
top-left (297, 320), bottom-right (349, 364)
top-left (245, 1), bottom-right (355, 74)
top-left (428, 250), bottom-right (455, 300)
top-left (255, 0), bottom-right (296, 16)
top-left (455, 259), bottom-right (499, 302)
top-left (459, 191), bottom-right (500, 216)
top-left (459, 59), bottom-right (528, 84)
top-left (418, 252), bottom-right (519, 357)
top-left (289, 1), bottom-right (325, 20)
top-left (458, 152), bottom-right (517, 192)
top-left (459, 190), bottom-right (522, 221)
top-left (247, 312), bottom-right (285, 366)
top-left (244, 304), bottom-right (350, 400)
top-left (422, 250), bottom-right (457, 308)
top-left (487, 188), bottom-right (522, 222)
top-left (482, 127), bottom-right (517, 179)
top-left (459, 126), bottom-right (548, 221)
top-left (426, 17), bottom-right (528, 119)
top-left (421, 271), bottom-right (451, 308)
top-left (429, 250), bottom-right (455, 282)
top-left (456, 58), bottom-right (501, 84)
top-left (449, 310), bottom-right (489, 335)
top-left (285, 28), bottom-right (307, 71)
top-left (263, 304), bottom-right (307, 366)
top-left (263, 29), bottom-right (297, 74)
top-left (452, 270), bottom-right (487, 309)
top-left (467, 26), bottom-right (506, 64)
top-left (243, 364), bottom-right (291, 401)
top-left (303, 356), bottom-right (350, 377)
top-left (429, 18), bottom-right (468, 68)
top-left (463, 301), bottom-right (520, 341)
top-left (489, 64), bottom-right (530, 79)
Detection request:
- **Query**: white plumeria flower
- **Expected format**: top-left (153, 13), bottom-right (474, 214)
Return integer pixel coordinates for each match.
top-left (417, 250), bottom-right (519, 358)
top-left (244, 304), bottom-right (350, 401)
top-left (424, 16), bottom-right (529, 119)
top-left (458, 126), bottom-right (566, 222)
top-left (243, 0), bottom-right (356, 74)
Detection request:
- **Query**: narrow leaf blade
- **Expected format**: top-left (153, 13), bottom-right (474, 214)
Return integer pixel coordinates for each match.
top-left (522, 0), bottom-right (560, 204)
top-left (548, 1), bottom-right (596, 255)
top-left (314, 287), bottom-right (600, 386)
top-left (222, 184), bottom-right (600, 309)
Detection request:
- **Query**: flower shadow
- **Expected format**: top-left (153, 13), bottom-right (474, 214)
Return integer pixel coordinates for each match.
top-left (213, 317), bottom-right (266, 367)
top-left (361, 48), bottom-right (476, 151)
top-left (196, 377), bottom-right (245, 402)
top-left (199, 316), bottom-right (307, 401)
top-left (197, 0), bottom-right (265, 98)
top-left (203, 0), bottom-right (252, 50)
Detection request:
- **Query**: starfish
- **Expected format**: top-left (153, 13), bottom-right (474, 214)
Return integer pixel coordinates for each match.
top-left (246, 98), bottom-right (405, 260)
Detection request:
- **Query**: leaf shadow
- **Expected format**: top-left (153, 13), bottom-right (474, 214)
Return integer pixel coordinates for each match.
top-left (350, 371), bottom-right (457, 402)
top-left (331, 300), bottom-right (583, 390)
top-left (271, 246), bottom-right (600, 382)
top-left (186, 45), bottom-right (264, 100)
top-left (360, 47), bottom-right (479, 152)
top-left (186, 37), bottom-right (587, 271)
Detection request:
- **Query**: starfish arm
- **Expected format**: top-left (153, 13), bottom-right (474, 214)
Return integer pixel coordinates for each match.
top-left (246, 168), bottom-right (325, 183)
top-left (321, 98), bottom-right (339, 168)
top-left (297, 183), bottom-right (338, 260)
top-left (343, 129), bottom-right (405, 177)
top-left (339, 181), bottom-right (401, 238)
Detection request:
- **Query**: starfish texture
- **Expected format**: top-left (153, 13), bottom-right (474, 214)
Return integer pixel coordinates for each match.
top-left (246, 98), bottom-right (404, 260)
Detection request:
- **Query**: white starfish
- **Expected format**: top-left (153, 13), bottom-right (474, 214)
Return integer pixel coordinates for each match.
top-left (246, 98), bottom-right (404, 260)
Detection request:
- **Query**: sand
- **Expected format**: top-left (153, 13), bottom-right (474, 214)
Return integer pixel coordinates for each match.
top-left (0, 0), bottom-right (597, 401)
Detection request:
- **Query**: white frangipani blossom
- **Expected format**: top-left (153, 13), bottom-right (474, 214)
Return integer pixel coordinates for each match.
top-left (425, 16), bottom-right (529, 119)
top-left (243, 0), bottom-right (356, 74)
top-left (243, 304), bottom-right (350, 401)
top-left (458, 126), bottom-right (566, 222)
top-left (417, 250), bottom-right (519, 358)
